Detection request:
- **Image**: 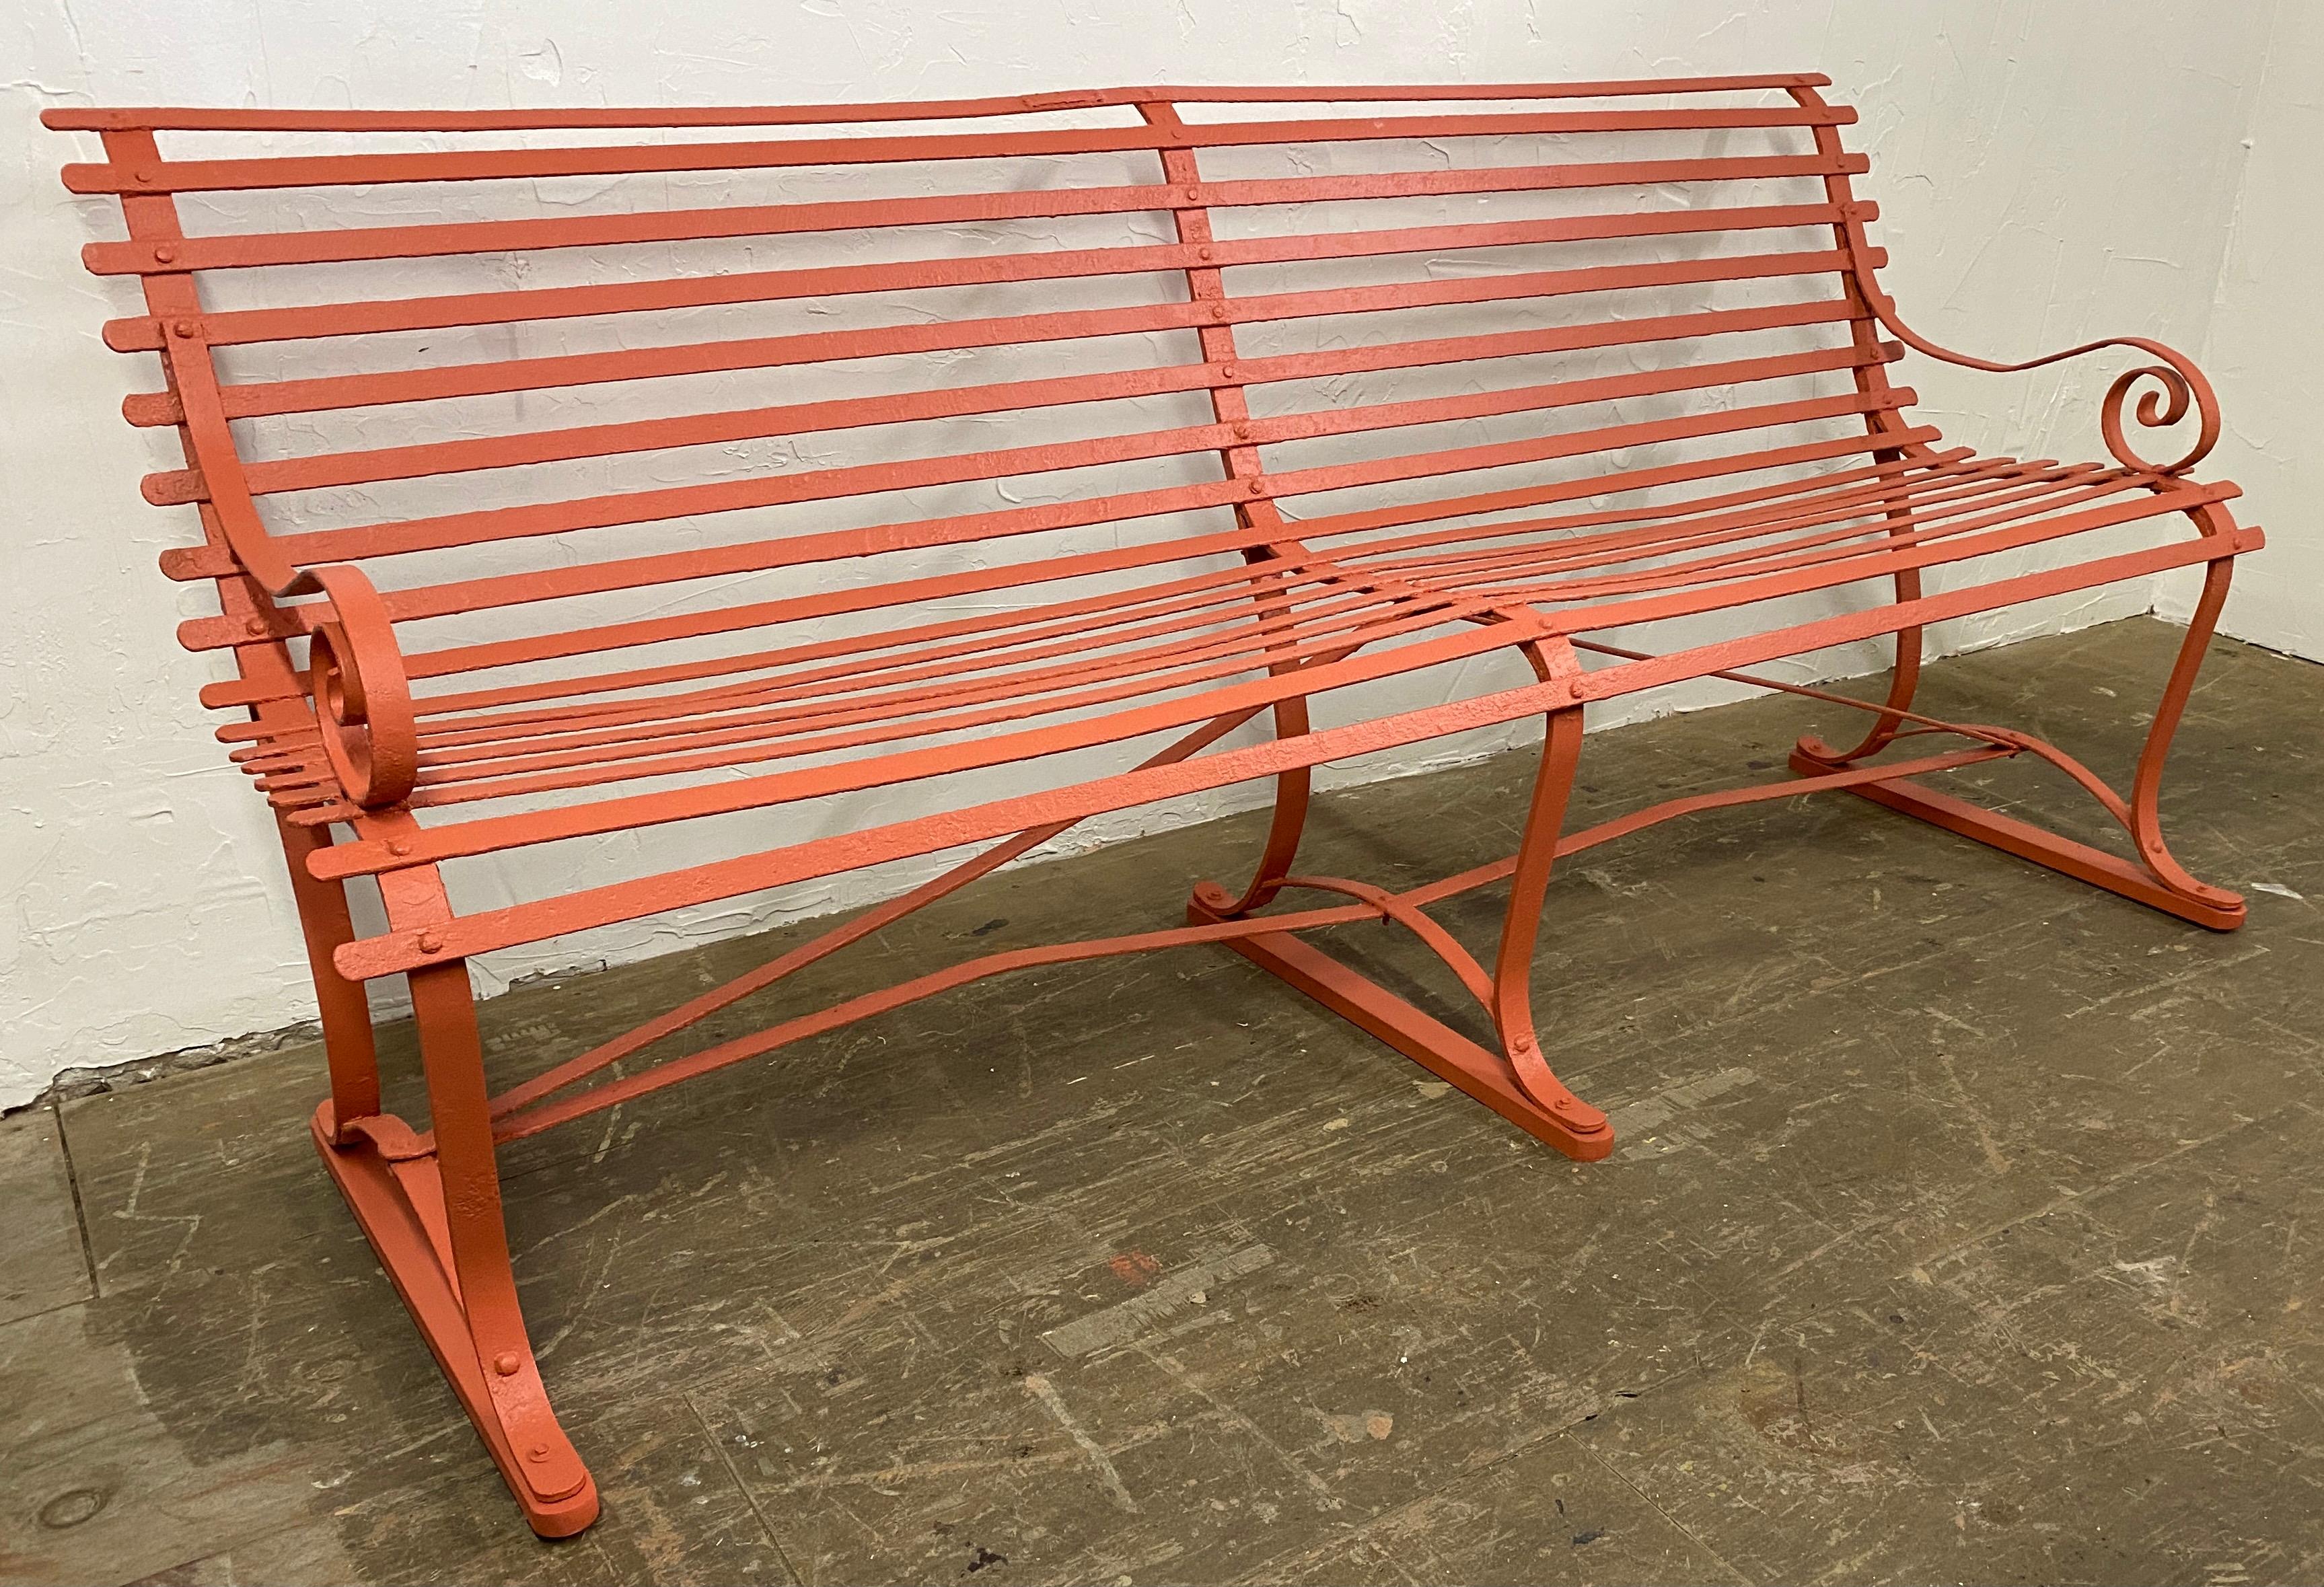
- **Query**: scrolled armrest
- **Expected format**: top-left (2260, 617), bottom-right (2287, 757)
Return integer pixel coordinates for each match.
top-left (304, 564), bottom-right (418, 809)
top-left (1860, 285), bottom-right (2220, 476)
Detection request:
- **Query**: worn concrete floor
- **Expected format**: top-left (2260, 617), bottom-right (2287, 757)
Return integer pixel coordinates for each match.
top-left (5, 616), bottom-right (2322, 1586)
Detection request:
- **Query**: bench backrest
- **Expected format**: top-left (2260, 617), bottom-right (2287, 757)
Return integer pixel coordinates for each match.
top-left (50, 77), bottom-right (1908, 728)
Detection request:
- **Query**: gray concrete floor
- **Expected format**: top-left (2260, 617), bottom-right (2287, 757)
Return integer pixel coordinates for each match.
top-left (4, 616), bottom-right (2322, 1586)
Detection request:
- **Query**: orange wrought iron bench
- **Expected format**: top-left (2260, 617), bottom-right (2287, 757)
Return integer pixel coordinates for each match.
top-left (48, 77), bottom-right (2257, 1537)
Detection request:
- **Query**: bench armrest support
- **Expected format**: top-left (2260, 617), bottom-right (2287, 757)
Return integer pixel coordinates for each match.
top-left (1859, 283), bottom-right (2220, 476)
top-left (304, 564), bottom-right (419, 809)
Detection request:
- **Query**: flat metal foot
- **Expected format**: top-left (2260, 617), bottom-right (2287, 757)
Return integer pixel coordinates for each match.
top-left (311, 1103), bottom-right (602, 1539)
top-left (1188, 887), bottom-right (1615, 1161)
top-left (1790, 749), bottom-right (2246, 931)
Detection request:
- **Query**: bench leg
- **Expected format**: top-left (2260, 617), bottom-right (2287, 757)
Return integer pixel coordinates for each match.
top-left (1792, 548), bottom-right (2246, 931)
top-left (314, 959), bottom-right (600, 1537)
top-left (1190, 647), bottom-right (1614, 1160)
top-left (1796, 581), bottom-right (1926, 769)
top-left (276, 816), bottom-right (381, 1139)
top-left (1210, 698), bottom-right (1315, 918)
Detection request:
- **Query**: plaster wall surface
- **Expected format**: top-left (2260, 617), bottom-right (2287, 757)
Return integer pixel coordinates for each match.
top-left (0, 0), bottom-right (2284, 1107)
top-left (2157, 0), bottom-right (2321, 661)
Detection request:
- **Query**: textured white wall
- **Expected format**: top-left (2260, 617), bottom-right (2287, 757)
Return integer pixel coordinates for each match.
top-left (2156, 1), bottom-right (2321, 661)
top-left (0, 0), bottom-right (2284, 1108)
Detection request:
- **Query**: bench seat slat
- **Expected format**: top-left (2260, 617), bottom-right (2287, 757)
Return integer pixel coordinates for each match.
top-left (297, 475), bottom-right (2239, 879)
top-left (180, 409), bottom-right (1924, 662)
top-left (402, 451), bottom-right (1994, 723)
top-left (366, 462), bottom-right (2127, 774)
top-left (198, 429), bottom-right (1947, 713)
top-left (234, 461), bottom-right (2149, 774)
top-left (250, 378), bottom-right (1913, 627)
top-left (376, 464), bottom-right (2138, 771)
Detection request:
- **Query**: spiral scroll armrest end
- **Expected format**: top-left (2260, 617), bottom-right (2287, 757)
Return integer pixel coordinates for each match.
top-left (1860, 285), bottom-right (2223, 476)
top-left (304, 565), bottom-right (417, 811)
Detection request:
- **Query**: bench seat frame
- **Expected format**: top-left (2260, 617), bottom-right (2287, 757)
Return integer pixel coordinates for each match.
top-left (49, 78), bottom-right (2259, 1537)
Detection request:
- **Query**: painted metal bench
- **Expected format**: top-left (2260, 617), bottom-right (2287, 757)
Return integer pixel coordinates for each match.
top-left (48, 76), bottom-right (2257, 1537)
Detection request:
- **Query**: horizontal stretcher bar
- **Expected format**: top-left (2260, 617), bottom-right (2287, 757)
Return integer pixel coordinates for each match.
top-left (63, 104), bottom-right (1857, 194)
top-left (483, 741), bottom-right (2013, 1142)
top-left (42, 77), bottom-right (1833, 132)
top-left (86, 151), bottom-right (1873, 278)
top-left (320, 522), bottom-right (2261, 980)
top-left (104, 201), bottom-right (1874, 352)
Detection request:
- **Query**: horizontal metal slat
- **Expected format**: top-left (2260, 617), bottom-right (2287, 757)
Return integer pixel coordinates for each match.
top-left (105, 200), bottom-right (1862, 352)
top-left (227, 346), bottom-right (1899, 571)
top-left (65, 103), bottom-right (1855, 194)
top-left (86, 152), bottom-right (1869, 277)
top-left (43, 76), bottom-right (1831, 133)
top-left (145, 297), bottom-right (1868, 505)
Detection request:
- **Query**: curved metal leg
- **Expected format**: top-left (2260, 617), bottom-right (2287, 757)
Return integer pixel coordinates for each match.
top-left (2122, 548), bottom-right (2245, 917)
top-left (1200, 696), bottom-right (1315, 919)
top-left (276, 815), bottom-right (381, 1140)
top-left (1190, 634), bottom-right (1614, 1159)
top-left (1790, 506), bottom-right (2247, 930)
top-left (312, 914), bottom-right (600, 1536)
top-left (1484, 639), bottom-right (1611, 1144)
top-left (1794, 575), bottom-right (1925, 770)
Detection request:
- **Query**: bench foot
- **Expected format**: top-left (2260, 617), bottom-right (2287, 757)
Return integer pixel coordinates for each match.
top-left (1189, 653), bottom-right (1614, 1161)
top-left (1788, 758), bottom-right (2245, 930)
top-left (312, 1103), bottom-right (602, 1537)
top-left (1792, 548), bottom-right (2247, 934)
top-left (1186, 885), bottom-right (1614, 1160)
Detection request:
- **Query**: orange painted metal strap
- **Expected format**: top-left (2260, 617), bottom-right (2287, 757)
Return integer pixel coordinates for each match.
top-left (63, 102), bottom-right (1856, 194)
top-left (42, 76), bottom-right (1831, 132)
top-left (88, 153), bottom-right (1872, 281)
top-left (322, 520), bottom-right (2255, 984)
top-left (49, 78), bottom-right (2261, 1550)
top-left (52, 75), bottom-right (2252, 962)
